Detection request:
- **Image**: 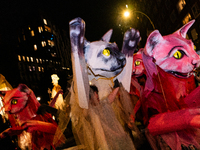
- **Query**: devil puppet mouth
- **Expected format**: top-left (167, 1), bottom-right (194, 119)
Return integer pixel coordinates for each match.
top-left (167, 71), bottom-right (193, 78)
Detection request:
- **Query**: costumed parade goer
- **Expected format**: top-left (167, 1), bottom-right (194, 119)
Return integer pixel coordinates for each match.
top-left (69, 17), bottom-right (140, 150)
top-left (141, 20), bottom-right (200, 150)
top-left (49, 74), bottom-right (64, 110)
top-left (0, 84), bottom-right (65, 150)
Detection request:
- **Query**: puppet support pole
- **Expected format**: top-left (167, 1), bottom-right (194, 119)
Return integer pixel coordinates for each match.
top-left (69, 18), bottom-right (89, 109)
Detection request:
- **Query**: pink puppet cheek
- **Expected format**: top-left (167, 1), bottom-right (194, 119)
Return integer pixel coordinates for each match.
top-left (10, 99), bottom-right (28, 114)
top-left (133, 62), bottom-right (145, 77)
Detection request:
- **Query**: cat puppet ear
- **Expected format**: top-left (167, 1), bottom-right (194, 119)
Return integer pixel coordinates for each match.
top-left (174, 19), bottom-right (195, 38)
top-left (101, 29), bottom-right (113, 42)
top-left (144, 30), bottom-right (163, 57)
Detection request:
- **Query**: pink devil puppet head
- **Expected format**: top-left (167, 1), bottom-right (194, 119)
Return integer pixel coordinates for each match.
top-left (141, 20), bottom-right (200, 150)
top-left (3, 84), bottom-right (40, 115)
top-left (132, 48), bottom-right (145, 78)
top-left (143, 20), bottom-right (200, 79)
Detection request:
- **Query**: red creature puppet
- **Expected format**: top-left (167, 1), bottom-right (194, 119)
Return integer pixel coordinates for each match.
top-left (141, 20), bottom-right (200, 150)
top-left (130, 48), bottom-right (147, 122)
top-left (0, 84), bottom-right (64, 150)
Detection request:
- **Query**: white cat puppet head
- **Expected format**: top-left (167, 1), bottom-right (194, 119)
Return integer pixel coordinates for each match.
top-left (144, 20), bottom-right (200, 78)
top-left (84, 29), bottom-right (126, 78)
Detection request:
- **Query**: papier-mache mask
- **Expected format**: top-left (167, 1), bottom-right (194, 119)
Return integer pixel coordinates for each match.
top-left (2, 84), bottom-right (40, 114)
top-left (84, 29), bottom-right (126, 78)
top-left (132, 48), bottom-right (145, 77)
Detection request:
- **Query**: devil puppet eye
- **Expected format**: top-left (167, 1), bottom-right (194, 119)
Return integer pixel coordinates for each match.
top-left (135, 61), bottom-right (141, 66)
top-left (173, 50), bottom-right (184, 59)
top-left (102, 49), bottom-right (110, 56)
top-left (11, 99), bottom-right (18, 105)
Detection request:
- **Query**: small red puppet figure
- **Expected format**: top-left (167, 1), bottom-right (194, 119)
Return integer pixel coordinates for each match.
top-left (130, 48), bottom-right (146, 107)
top-left (141, 20), bottom-right (200, 150)
top-left (0, 84), bottom-right (65, 150)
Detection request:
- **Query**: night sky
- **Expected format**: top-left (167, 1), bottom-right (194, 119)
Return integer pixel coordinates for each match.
top-left (0, 0), bottom-right (130, 48)
top-left (46, 0), bottom-right (127, 47)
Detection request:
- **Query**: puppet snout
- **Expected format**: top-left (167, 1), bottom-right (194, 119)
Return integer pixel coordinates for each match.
top-left (4, 103), bottom-right (11, 113)
top-left (196, 60), bottom-right (200, 69)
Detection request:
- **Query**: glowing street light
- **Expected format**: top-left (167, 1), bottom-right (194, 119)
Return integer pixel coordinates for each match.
top-left (124, 11), bottom-right (130, 18)
top-left (123, 9), bottom-right (155, 30)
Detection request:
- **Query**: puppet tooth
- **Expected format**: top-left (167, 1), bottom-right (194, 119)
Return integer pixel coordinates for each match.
top-left (191, 72), bottom-right (195, 76)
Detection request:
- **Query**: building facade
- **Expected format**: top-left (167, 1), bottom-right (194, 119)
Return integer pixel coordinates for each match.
top-left (0, 10), bottom-right (71, 103)
top-left (145, 0), bottom-right (200, 50)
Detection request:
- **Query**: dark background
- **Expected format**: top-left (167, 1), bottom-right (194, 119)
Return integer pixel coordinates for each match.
top-left (0, 0), bottom-right (131, 48)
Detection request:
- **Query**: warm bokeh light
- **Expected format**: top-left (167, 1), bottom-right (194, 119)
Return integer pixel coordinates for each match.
top-left (37, 96), bottom-right (41, 101)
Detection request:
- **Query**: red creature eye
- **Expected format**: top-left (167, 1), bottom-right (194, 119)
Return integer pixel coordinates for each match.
top-left (135, 61), bottom-right (141, 66)
top-left (11, 99), bottom-right (18, 105)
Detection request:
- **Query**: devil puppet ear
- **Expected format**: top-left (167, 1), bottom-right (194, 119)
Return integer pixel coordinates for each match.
top-left (144, 30), bottom-right (163, 57)
top-left (174, 19), bottom-right (195, 38)
top-left (17, 84), bottom-right (31, 95)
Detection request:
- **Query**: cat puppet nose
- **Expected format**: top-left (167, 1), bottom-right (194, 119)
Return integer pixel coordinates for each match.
top-left (121, 57), bottom-right (126, 66)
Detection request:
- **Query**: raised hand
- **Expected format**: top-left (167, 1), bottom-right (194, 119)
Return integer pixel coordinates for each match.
top-left (122, 28), bottom-right (140, 56)
top-left (117, 28), bottom-right (140, 92)
top-left (69, 17), bottom-right (85, 55)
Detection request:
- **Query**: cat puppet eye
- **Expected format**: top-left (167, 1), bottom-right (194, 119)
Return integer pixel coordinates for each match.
top-left (135, 61), bottom-right (141, 66)
top-left (173, 50), bottom-right (183, 59)
top-left (102, 49), bottom-right (110, 56)
top-left (11, 99), bottom-right (18, 105)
